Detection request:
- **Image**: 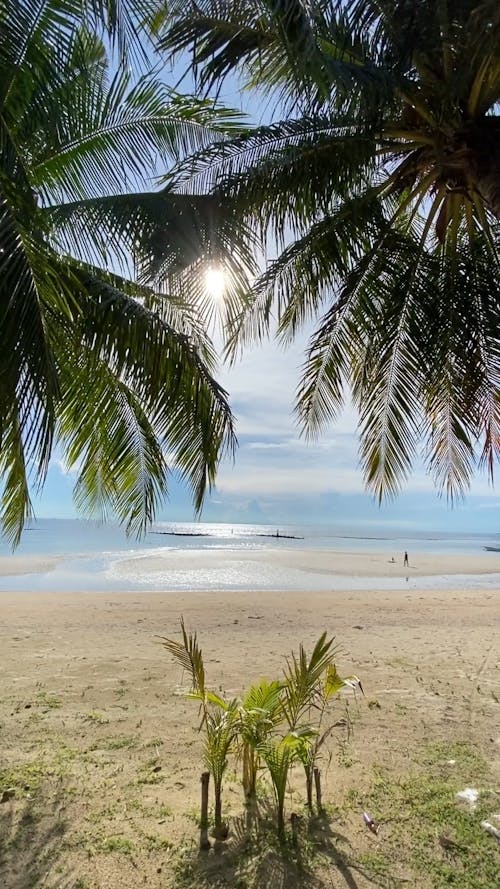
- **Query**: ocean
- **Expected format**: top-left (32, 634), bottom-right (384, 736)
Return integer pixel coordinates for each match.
top-left (0, 518), bottom-right (499, 593)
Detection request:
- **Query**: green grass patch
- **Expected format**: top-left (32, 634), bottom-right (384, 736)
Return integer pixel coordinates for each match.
top-left (82, 711), bottom-right (109, 725)
top-left (86, 805), bottom-right (121, 825)
top-left (158, 803), bottom-right (173, 818)
top-left (94, 735), bottom-right (137, 751)
top-left (0, 745), bottom-right (81, 795)
top-left (358, 850), bottom-right (391, 877)
top-left (0, 760), bottom-right (47, 792)
top-left (100, 835), bottom-right (135, 855)
top-left (140, 832), bottom-right (174, 853)
top-left (136, 757), bottom-right (164, 785)
top-left (36, 691), bottom-right (63, 709)
top-left (355, 741), bottom-right (499, 889)
top-left (419, 741), bottom-right (488, 777)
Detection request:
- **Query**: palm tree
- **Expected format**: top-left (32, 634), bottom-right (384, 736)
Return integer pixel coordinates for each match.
top-left (237, 678), bottom-right (284, 803)
top-left (0, 1), bottom-right (249, 544)
top-left (160, 0), bottom-right (500, 502)
top-left (160, 620), bottom-right (238, 837)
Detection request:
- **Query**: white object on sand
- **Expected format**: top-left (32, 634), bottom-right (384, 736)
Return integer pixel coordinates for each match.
top-left (481, 820), bottom-right (500, 841)
top-left (455, 788), bottom-right (479, 809)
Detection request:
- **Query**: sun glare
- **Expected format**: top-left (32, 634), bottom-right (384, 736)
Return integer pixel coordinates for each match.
top-left (205, 267), bottom-right (226, 301)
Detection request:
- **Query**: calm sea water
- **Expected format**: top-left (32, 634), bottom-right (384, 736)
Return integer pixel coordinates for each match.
top-left (0, 518), bottom-right (499, 593)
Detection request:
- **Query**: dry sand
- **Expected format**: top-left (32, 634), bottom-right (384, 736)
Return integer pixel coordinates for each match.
top-left (0, 586), bottom-right (499, 888)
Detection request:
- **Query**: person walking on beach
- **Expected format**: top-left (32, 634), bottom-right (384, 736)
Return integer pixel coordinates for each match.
top-left (403, 551), bottom-right (409, 567)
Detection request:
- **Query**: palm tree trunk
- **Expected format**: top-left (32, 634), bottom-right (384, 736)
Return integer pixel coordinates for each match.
top-left (242, 743), bottom-right (252, 799)
top-left (214, 779), bottom-right (223, 833)
top-left (249, 749), bottom-right (257, 799)
top-left (212, 778), bottom-right (229, 840)
top-left (243, 744), bottom-right (258, 803)
top-left (314, 767), bottom-right (323, 811)
top-left (276, 794), bottom-right (285, 840)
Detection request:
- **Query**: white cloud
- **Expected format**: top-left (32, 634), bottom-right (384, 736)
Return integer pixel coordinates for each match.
top-left (52, 457), bottom-right (82, 477)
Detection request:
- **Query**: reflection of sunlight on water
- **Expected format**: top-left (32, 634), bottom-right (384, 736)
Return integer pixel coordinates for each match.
top-left (105, 554), bottom-right (500, 594)
top-left (106, 558), bottom-right (299, 590)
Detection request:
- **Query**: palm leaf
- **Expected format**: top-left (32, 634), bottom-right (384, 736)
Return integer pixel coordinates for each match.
top-left (161, 0), bottom-right (396, 113)
top-left (282, 633), bottom-right (338, 729)
top-left (203, 705), bottom-right (238, 785)
top-left (159, 618), bottom-right (206, 699)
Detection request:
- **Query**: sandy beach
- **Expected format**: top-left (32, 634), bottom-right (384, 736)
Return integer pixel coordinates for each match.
top-left (1, 584), bottom-right (499, 888)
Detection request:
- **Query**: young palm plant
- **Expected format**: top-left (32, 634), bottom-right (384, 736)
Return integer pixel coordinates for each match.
top-left (257, 728), bottom-right (316, 840)
top-left (282, 635), bottom-right (361, 812)
top-left (236, 679), bottom-right (285, 803)
top-left (295, 663), bottom-right (362, 812)
top-left (203, 704), bottom-right (239, 837)
top-left (160, 0), bottom-right (500, 503)
top-left (0, 2), bottom-right (250, 544)
top-left (160, 620), bottom-right (238, 838)
top-left (281, 633), bottom-right (339, 731)
top-left (162, 622), bottom-right (361, 840)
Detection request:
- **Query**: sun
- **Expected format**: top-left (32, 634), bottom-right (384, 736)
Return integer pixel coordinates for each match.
top-left (205, 267), bottom-right (226, 301)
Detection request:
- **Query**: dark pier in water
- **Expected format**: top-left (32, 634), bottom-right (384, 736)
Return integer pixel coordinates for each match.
top-left (149, 530), bottom-right (304, 540)
top-left (149, 531), bottom-right (207, 537)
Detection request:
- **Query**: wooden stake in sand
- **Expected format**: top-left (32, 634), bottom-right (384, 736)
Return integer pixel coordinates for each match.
top-left (314, 767), bottom-right (323, 811)
top-left (200, 772), bottom-right (210, 851)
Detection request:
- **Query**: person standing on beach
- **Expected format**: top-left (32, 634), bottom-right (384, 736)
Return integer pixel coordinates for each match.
top-left (403, 551), bottom-right (409, 567)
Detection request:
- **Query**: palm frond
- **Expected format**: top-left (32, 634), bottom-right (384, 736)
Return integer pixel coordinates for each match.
top-left (30, 63), bottom-right (244, 202)
top-left (419, 231), bottom-right (500, 498)
top-left (70, 268), bottom-right (237, 512)
top-left (0, 202), bottom-right (64, 542)
top-left (282, 633), bottom-right (338, 729)
top-left (161, 0), bottom-right (397, 114)
top-left (351, 233), bottom-right (429, 501)
top-left (242, 679), bottom-right (285, 714)
top-left (58, 353), bottom-right (169, 535)
top-left (0, 403), bottom-right (34, 547)
top-left (46, 187), bottom-right (257, 323)
top-left (203, 705), bottom-right (238, 785)
top-left (159, 618), bottom-right (206, 699)
top-left (86, 0), bottom-right (167, 67)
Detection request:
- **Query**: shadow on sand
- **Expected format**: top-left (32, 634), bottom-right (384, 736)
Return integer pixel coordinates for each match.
top-left (0, 784), bottom-right (74, 889)
top-left (175, 803), bottom-right (399, 889)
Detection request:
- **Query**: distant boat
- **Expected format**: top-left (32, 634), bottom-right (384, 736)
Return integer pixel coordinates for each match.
top-left (484, 546), bottom-right (500, 552)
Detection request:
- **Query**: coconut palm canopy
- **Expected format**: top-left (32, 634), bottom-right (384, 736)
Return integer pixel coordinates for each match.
top-left (0, 0), bottom-right (256, 544)
top-left (160, 0), bottom-right (500, 502)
